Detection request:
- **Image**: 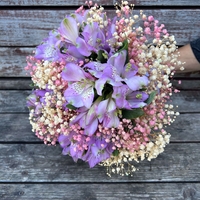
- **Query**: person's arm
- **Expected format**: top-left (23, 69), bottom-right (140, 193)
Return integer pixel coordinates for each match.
top-left (175, 39), bottom-right (200, 73)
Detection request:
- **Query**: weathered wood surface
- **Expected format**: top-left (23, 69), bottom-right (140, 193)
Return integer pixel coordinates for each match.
top-left (1, 0), bottom-right (200, 6)
top-left (0, 113), bottom-right (200, 142)
top-left (172, 79), bottom-right (200, 90)
top-left (0, 90), bottom-right (200, 113)
top-left (0, 0), bottom-right (200, 199)
top-left (0, 48), bottom-right (32, 77)
top-left (1, 47), bottom-right (200, 78)
top-left (0, 143), bottom-right (199, 182)
top-left (0, 183), bottom-right (200, 200)
top-left (0, 9), bottom-right (199, 46)
top-left (0, 79), bottom-right (31, 90)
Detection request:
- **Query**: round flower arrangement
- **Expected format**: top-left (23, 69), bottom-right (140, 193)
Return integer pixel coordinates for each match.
top-left (26, 1), bottom-right (183, 176)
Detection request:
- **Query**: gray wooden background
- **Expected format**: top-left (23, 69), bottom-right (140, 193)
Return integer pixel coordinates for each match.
top-left (0, 0), bottom-right (200, 199)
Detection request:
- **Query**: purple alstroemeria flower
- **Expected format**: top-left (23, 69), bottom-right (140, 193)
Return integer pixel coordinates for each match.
top-left (86, 50), bottom-right (149, 96)
top-left (104, 17), bottom-right (117, 55)
top-left (27, 90), bottom-right (45, 116)
top-left (27, 93), bottom-right (37, 109)
top-left (35, 30), bottom-right (64, 61)
top-left (85, 62), bottom-right (122, 96)
top-left (96, 98), bottom-right (120, 128)
top-left (58, 16), bottom-right (92, 57)
top-left (58, 132), bottom-right (86, 162)
top-left (71, 98), bottom-right (102, 136)
top-left (27, 89), bottom-right (54, 116)
top-left (112, 85), bottom-right (149, 109)
top-left (81, 22), bottom-right (106, 52)
top-left (86, 137), bottom-right (114, 168)
top-left (62, 63), bottom-right (95, 109)
top-left (59, 133), bottom-right (113, 167)
top-left (107, 50), bottom-right (150, 91)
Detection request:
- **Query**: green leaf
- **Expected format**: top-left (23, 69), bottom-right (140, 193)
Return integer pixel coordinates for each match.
top-left (122, 108), bottom-right (144, 119)
top-left (66, 104), bottom-right (77, 110)
top-left (113, 150), bottom-right (119, 157)
top-left (118, 39), bottom-right (129, 64)
top-left (145, 91), bottom-right (157, 105)
top-left (118, 39), bottom-right (128, 52)
top-left (29, 82), bottom-right (38, 89)
top-left (97, 50), bottom-right (107, 63)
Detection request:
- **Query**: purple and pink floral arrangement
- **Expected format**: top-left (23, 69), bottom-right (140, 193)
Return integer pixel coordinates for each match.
top-left (25, 1), bottom-right (183, 176)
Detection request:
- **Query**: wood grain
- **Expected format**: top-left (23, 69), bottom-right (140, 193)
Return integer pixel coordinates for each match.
top-left (1, 47), bottom-right (200, 78)
top-left (0, 48), bottom-right (33, 77)
top-left (172, 79), bottom-right (200, 90)
top-left (0, 79), bottom-right (31, 89)
top-left (0, 113), bottom-right (200, 142)
top-left (0, 9), bottom-right (199, 46)
top-left (0, 90), bottom-right (200, 113)
top-left (0, 183), bottom-right (200, 200)
top-left (0, 90), bottom-right (30, 113)
top-left (1, 0), bottom-right (200, 6)
top-left (0, 143), bottom-right (199, 182)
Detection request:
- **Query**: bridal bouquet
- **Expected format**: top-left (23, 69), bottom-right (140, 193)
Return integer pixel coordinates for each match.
top-left (26, 1), bottom-right (183, 176)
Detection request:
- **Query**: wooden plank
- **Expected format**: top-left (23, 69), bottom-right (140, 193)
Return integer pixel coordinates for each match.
top-left (0, 183), bottom-right (200, 200)
top-left (0, 143), bottom-right (199, 182)
top-left (166, 113), bottom-right (200, 141)
top-left (3, 78), bottom-right (200, 90)
top-left (1, 0), bottom-right (200, 6)
top-left (0, 90), bottom-right (199, 113)
top-left (170, 91), bottom-right (200, 112)
top-left (0, 9), bottom-right (199, 46)
top-left (172, 79), bottom-right (200, 90)
top-left (0, 48), bottom-right (33, 77)
top-left (0, 114), bottom-right (35, 142)
top-left (1, 47), bottom-right (200, 78)
top-left (0, 90), bottom-right (30, 113)
top-left (0, 113), bottom-right (199, 142)
top-left (0, 79), bottom-right (31, 89)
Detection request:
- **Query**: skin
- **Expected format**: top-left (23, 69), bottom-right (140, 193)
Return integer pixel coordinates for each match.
top-left (176, 43), bottom-right (200, 73)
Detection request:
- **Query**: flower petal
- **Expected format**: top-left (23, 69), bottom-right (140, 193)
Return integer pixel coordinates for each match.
top-left (76, 37), bottom-right (92, 56)
top-left (81, 86), bottom-right (94, 108)
top-left (107, 99), bottom-right (116, 112)
top-left (125, 75), bottom-right (149, 91)
top-left (62, 63), bottom-right (85, 81)
top-left (84, 118), bottom-right (98, 136)
top-left (96, 99), bottom-right (108, 123)
top-left (103, 111), bottom-right (120, 128)
top-left (59, 17), bottom-right (78, 45)
top-left (108, 50), bottom-right (126, 75)
top-left (95, 78), bottom-right (107, 95)
top-left (64, 84), bottom-right (84, 108)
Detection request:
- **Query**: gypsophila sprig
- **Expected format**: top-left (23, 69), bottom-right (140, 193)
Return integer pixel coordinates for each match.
top-left (25, 0), bottom-right (183, 176)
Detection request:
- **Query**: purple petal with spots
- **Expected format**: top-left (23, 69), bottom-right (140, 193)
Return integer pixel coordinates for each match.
top-left (64, 85), bottom-right (84, 108)
top-left (81, 86), bottom-right (94, 109)
top-left (108, 50), bottom-right (126, 75)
